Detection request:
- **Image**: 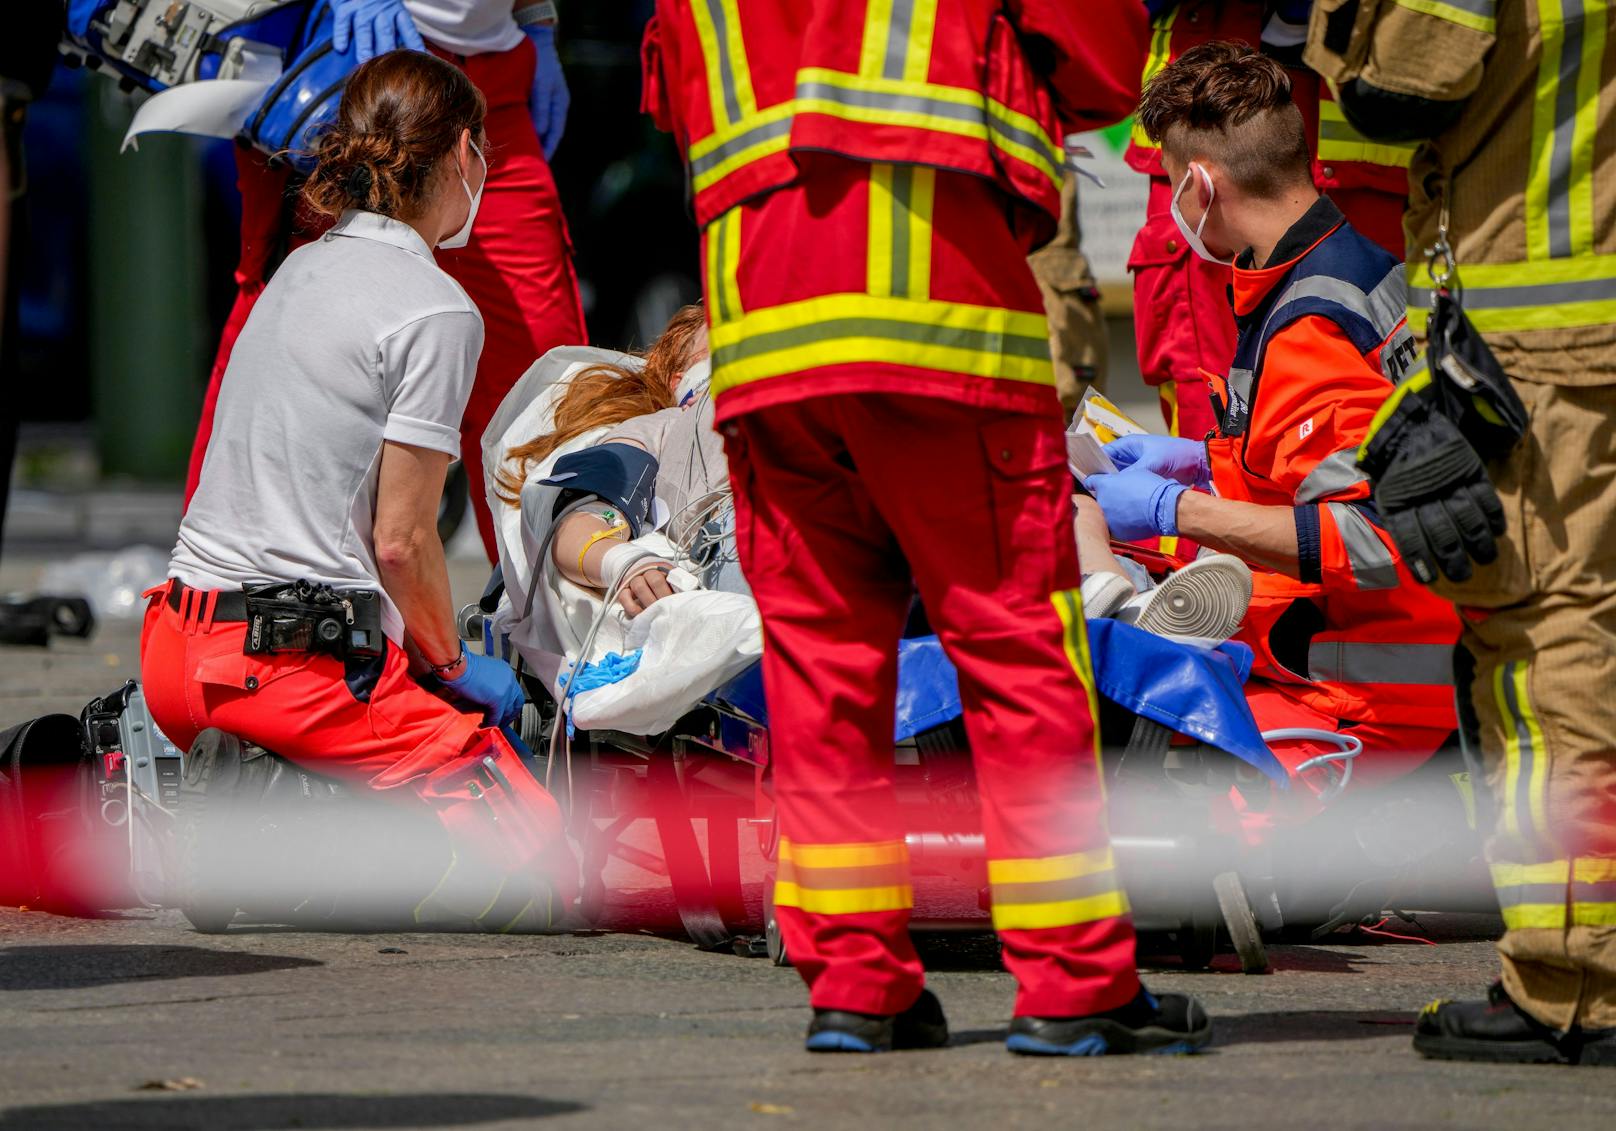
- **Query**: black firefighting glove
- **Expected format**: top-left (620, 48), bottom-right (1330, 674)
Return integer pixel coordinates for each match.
top-left (1359, 400), bottom-right (1504, 585)
top-left (1357, 289), bottom-right (1527, 585)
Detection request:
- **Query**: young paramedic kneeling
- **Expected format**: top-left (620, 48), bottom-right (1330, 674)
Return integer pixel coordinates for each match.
top-left (141, 52), bottom-right (574, 930)
top-left (1083, 44), bottom-right (1460, 815)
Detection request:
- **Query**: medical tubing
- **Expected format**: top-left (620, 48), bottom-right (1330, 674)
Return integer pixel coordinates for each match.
top-left (1263, 728), bottom-right (1364, 803)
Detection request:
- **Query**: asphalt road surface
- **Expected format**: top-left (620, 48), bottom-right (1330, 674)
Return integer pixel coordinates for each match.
top-left (5, 564), bottom-right (1616, 1130)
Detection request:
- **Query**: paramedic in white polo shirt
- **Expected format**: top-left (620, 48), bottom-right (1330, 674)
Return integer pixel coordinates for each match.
top-left (142, 52), bottom-right (575, 933)
top-left (185, 0), bottom-right (587, 567)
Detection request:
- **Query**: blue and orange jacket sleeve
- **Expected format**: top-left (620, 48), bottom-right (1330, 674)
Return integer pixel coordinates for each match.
top-left (1241, 316), bottom-right (1406, 593)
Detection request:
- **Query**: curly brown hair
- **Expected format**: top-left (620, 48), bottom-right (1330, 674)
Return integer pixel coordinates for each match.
top-left (493, 304), bottom-right (709, 508)
top-left (1137, 41), bottom-right (1310, 198)
top-left (303, 50), bottom-right (487, 221)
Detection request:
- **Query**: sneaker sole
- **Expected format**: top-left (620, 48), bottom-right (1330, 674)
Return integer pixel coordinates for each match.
top-left (1007, 1022), bottom-right (1211, 1057)
top-left (1124, 555), bottom-right (1251, 642)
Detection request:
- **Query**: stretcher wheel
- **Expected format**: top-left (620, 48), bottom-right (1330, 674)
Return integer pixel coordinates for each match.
top-left (1214, 870), bottom-right (1270, 975)
top-left (764, 880), bottom-right (791, 967)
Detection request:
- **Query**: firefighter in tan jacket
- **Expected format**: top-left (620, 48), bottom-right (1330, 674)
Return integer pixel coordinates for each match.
top-left (1308, 0), bottom-right (1616, 1066)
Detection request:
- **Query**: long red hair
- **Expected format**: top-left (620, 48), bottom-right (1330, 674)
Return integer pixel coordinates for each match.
top-left (494, 304), bottom-right (707, 507)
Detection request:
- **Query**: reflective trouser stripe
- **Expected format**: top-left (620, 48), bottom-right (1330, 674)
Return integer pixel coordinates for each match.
top-left (1051, 588), bottom-right (1101, 743)
top-left (1316, 99), bottom-right (1416, 168)
top-left (988, 847), bottom-right (1129, 931)
top-left (1129, 10), bottom-right (1178, 152)
top-left (706, 207), bottom-right (744, 322)
top-left (1492, 859), bottom-right (1616, 928)
top-left (774, 838), bottom-right (914, 915)
top-left (868, 163), bottom-right (935, 301)
top-left (1529, 0), bottom-right (1606, 261)
top-left (709, 293), bottom-right (1054, 394)
top-left (1307, 641), bottom-right (1455, 686)
top-left (1494, 659), bottom-right (1551, 846)
top-left (1393, 0), bottom-right (1499, 33)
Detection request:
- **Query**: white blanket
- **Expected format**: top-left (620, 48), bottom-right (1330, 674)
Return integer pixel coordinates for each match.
top-left (480, 347), bottom-right (762, 735)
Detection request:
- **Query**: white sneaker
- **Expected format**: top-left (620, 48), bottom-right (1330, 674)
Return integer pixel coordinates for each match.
top-left (1080, 571), bottom-right (1137, 620)
top-left (1115, 553), bottom-right (1252, 644)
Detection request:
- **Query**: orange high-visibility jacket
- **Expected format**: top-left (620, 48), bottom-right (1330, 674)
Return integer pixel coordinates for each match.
top-left (1127, 2), bottom-right (1412, 199)
top-left (640, 0), bottom-right (1149, 246)
top-left (1205, 198), bottom-right (1459, 730)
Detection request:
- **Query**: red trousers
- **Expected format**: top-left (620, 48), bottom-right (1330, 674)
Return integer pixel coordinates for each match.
top-left (139, 586), bottom-right (575, 909)
top-left (1129, 176), bottom-right (1407, 440)
top-left (725, 394), bottom-right (1140, 1018)
top-left (185, 36), bottom-right (587, 559)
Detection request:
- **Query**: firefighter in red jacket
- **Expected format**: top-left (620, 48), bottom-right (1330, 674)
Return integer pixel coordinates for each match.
top-left (1086, 43), bottom-right (1458, 821)
top-left (642, 1), bottom-right (1212, 1055)
top-left (1128, 1), bottom-right (1411, 447)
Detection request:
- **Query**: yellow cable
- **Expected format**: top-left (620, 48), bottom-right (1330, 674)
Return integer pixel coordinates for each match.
top-left (577, 522), bottom-right (629, 579)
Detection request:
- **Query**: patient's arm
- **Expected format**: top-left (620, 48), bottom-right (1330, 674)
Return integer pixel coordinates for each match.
top-left (1073, 494), bottom-right (1132, 583)
top-left (551, 507), bottom-right (676, 616)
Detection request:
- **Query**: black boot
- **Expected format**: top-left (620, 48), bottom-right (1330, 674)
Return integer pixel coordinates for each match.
top-left (1007, 988), bottom-right (1212, 1056)
top-left (805, 988), bottom-right (950, 1053)
top-left (1414, 983), bottom-right (1616, 1065)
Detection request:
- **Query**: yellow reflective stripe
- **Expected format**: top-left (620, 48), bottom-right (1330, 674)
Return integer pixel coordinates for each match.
top-left (986, 99), bottom-right (1064, 191)
top-left (987, 847), bottom-right (1115, 886)
top-left (687, 0), bottom-right (731, 129)
top-left (901, 0), bottom-right (939, 83)
top-left (1494, 662), bottom-right (1525, 840)
top-left (1574, 858), bottom-right (1616, 883)
top-left (1316, 99), bottom-right (1416, 168)
top-left (773, 881), bottom-right (914, 915)
top-left (1406, 253), bottom-right (1616, 332)
top-left (1502, 903), bottom-right (1569, 929)
top-left (1512, 662), bottom-right (1551, 836)
top-left (709, 292), bottom-right (1055, 393)
top-left (1130, 10), bottom-right (1178, 151)
top-left (1358, 354), bottom-right (1431, 461)
top-left (992, 890), bottom-right (1129, 932)
top-left (859, 0), bottom-right (897, 76)
top-left (715, 0), bottom-right (755, 119)
top-left (706, 210), bottom-right (744, 322)
top-left (1393, 0), bottom-right (1499, 34)
top-left (688, 102), bottom-right (794, 194)
top-left (1528, 0), bottom-right (1567, 260)
top-left (1491, 860), bottom-right (1570, 887)
top-left (867, 164), bottom-right (896, 297)
top-left (867, 164), bottom-right (935, 301)
top-left (778, 837), bottom-right (908, 869)
top-left (1051, 588), bottom-right (1102, 769)
top-left (687, 0), bottom-right (757, 128)
top-left (1569, 0), bottom-right (1606, 257)
top-left (1573, 902), bottom-right (1616, 925)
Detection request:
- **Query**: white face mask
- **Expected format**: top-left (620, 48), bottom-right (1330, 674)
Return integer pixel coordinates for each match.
top-left (1170, 162), bottom-right (1232, 266)
top-left (437, 142), bottom-right (485, 250)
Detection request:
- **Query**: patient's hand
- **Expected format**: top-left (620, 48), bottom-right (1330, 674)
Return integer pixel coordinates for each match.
top-left (618, 561), bottom-right (676, 617)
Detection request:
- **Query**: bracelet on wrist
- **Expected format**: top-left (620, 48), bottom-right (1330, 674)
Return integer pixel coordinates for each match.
top-left (427, 643), bottom-right (467, 679)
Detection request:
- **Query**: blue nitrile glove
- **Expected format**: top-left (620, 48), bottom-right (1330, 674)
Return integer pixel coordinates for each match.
top-left (1104, 434), bottom-right (1211, 489)
top-left (1082, 465), bottom-right (1188, 543)
top-left (67, 0), bottom-right (110, 38)
top-left (524, 24), bottom-right (570, 160)
top-left (330, 0), bottom-right (426, 61)
top-left (442, 649), bottom-right (525, 728)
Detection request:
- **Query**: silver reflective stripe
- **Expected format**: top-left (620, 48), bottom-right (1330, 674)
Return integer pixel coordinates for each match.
top-left (1409, 274), bottom-right (1616, 308)
top-left (884, 0), bottom-right (916, 79)
top-left (1274, 266), bottom-right (1406, 339)
top-left (1442, 0), bottom-right (1498, 14)
top-left (1326, 502), bottom-right (1400, 590)
top-left (702, 0), bottom-right (743, 126)
top-left (1297, 450), bottom-right (1369, 504)
top-left (794, 79), bottom-right (983, 126)
top-left (1547, 0), bottom-right (1586, 259)
top-left (1309, 640), bottom-right (1454, 686)
top-left (689, 115), bottom-right (792, 178)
